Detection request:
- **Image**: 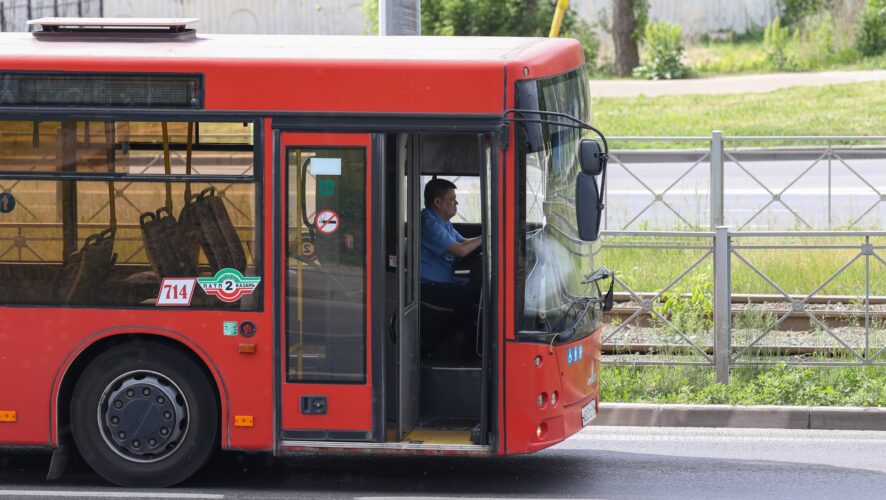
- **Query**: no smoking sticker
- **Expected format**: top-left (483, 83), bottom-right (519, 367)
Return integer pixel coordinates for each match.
top-left (315, 209), bottom-right (340, 235)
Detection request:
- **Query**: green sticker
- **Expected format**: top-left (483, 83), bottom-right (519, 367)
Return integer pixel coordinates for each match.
top-left (318, 179), bottom-right (335, 196)
top-left (223, 321), bottom-right (238, 336)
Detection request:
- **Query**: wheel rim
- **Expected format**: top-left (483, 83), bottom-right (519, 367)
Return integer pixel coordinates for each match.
top-left (97, 370), bottom-right (190, 463)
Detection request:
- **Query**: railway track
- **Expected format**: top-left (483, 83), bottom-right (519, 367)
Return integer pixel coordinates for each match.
top-left (603, 292), bottom-right (886, 357)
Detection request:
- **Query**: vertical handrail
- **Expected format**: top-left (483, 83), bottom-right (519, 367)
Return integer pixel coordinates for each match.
top-left (710, 131), bottom-right (724, 229)
top-left (714, 226), bottom-right (731, 384)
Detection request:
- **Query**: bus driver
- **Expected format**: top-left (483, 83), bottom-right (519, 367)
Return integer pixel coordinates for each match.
top-left (420, 178), bottom-right (482, 356)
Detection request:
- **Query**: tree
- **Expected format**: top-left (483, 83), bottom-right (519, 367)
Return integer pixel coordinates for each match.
top-left (612, 0), bottom-right (640, 77)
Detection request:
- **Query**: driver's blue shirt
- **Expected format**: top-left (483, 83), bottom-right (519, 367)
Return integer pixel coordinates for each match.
top-left (420, 208), bottom-right (466, 285)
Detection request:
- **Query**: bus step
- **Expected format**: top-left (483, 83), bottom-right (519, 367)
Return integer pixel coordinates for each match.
top-left (420, 363), bottom-right (481, 419)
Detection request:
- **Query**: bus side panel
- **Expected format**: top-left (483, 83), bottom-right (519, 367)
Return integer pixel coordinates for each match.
top-left (0, 308), bottom-right (275, 451)
top-left (0, 58), bottom-right (506, 115)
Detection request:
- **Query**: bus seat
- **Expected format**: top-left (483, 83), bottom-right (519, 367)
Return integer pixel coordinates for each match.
top-left (55, 227), bottom-right (118, 305)
top-left (140, 209), bottom-right (198, 279)
top-left (175, 188), bottom-right (247, 274)
top-left (178, 196), bottom-right (213, 270)
top-left (191, 190), bottom-right (234, 271)
top-left (203, 188), bottom-right (247, 273)
top-left (54, 248), bottom-right (86, 304)
top-left (155, 208), bottom-right (198, 277)
top-left (419, 300), bottom-right (459, 359)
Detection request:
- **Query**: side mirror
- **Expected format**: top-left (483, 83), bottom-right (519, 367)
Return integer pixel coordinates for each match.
top-left (579, 139), bottom-right (605, 176)
top-left (575, 173), bottom-right (602, 241)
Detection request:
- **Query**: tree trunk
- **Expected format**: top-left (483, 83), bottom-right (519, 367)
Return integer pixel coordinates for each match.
top-left (612, 0), bottom-right (639, 77)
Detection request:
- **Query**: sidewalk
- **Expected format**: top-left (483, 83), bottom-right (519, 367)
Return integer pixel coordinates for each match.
top-left (592, 403), bottom-right (886, 430)
top-left (592, 70), bottom-right (886, 97)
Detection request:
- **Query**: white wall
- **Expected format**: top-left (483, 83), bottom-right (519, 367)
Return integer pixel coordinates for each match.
top-left (102, 0), bottom-right (367, 35)
top-left (573, 0), bottom-right (781, 37)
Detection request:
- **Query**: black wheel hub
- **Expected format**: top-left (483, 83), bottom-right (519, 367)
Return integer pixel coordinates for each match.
top-left (99, 372), bottom-right (188, 463)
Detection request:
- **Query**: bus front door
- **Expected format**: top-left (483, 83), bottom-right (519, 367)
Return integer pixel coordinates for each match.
top-left (279, 133), bottom-right (375, 440)
top-left (397, 134), bottom-right (421, 439)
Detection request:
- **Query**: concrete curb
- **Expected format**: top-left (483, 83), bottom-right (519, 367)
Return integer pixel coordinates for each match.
top-left (592, 403), bottom-right (886, 431)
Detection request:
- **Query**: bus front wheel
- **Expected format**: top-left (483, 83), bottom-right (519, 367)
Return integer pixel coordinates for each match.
top-left (70, 342), bottom-right (218, 487)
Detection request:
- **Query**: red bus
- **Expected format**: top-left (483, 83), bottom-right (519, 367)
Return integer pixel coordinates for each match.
top-left (0, 18), bottom-right (612, 487)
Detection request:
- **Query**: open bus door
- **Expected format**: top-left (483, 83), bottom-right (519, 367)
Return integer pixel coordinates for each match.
top-left (396, 134), bottom-right (421, 439)
top-left (278, 133), bottom-right (376, 441)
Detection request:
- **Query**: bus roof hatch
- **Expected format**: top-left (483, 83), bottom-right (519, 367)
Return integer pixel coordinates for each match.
top-left (28, 17), bottom-right (200, 42)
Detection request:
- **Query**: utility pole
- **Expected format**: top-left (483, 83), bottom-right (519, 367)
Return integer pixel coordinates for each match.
top-left (379, 0), bottom-right (420, 36)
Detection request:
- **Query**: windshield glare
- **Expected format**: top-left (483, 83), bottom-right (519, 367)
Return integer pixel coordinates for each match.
top-left (516, 67), bottom-right (597, 340)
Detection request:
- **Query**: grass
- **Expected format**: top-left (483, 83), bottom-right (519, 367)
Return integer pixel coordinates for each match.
top-left (685, 39), bottom-right (886, 77)
top-left (602, 363), bottom-right (886, 406)
top-left (601, 235), bottom-right (886, 297)
top-left (591, 81), bottom-right (886, 144)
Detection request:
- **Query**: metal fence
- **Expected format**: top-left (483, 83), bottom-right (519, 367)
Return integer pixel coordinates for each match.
top-left (601, 134), bottom-right (886, 382)
top-left (0, 0), bottom-right (102, 32)
top-left (605, 133), bottom-right (886, 232)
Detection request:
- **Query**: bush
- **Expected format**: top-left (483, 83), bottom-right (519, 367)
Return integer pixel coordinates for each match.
top-left (633, 21), bottom-right (688, 80)
top-left (857, 0), bottom-right (886, 57)
top-left (562, 21), bottom-right (601, 71)
top-left (763, 17), bottom-right (799, 70)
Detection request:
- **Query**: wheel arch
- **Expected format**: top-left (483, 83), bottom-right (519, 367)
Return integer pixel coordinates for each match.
top-left (51, 329), bottom-right (229, 449)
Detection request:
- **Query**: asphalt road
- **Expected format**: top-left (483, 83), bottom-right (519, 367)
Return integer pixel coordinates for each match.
top-left (2, 426), bottom-right (886, 499)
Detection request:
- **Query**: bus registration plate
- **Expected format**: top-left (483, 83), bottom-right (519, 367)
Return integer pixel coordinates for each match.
top-left (581, 400), bottom-right (597, 426)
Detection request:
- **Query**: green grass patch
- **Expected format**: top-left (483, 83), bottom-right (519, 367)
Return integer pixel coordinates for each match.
top-left (591, 81), bottom-right (886, 147)
top-left (601, 235), bottom-right (886, 296)
top-left (602, 363), bottom-right (886, 406)
top-left (685, 40), bottom-right (886, 77)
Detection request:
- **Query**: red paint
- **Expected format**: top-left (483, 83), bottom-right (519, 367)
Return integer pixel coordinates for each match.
top-left (0, 31), bottom-right (599, 458)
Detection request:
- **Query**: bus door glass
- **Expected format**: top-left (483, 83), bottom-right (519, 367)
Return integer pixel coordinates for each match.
top-left (279, 133), bottom-right (373, 438)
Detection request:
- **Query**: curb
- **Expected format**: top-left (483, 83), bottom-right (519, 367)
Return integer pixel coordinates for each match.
top-left (591, 403), bottom-right (886, 431)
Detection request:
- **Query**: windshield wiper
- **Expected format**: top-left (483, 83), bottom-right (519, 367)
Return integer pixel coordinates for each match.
top-left (584, 266), bottom-right (615, 313)
top-left (550, 296), bottom-right (594, 339)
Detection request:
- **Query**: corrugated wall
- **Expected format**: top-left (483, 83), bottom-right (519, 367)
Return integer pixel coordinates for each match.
top-left (574, 0), bottom-right (780, 37)
top-left (101, 0), bottom-right (367, 35)
top-left (0, 0), bottom-right (102, 32)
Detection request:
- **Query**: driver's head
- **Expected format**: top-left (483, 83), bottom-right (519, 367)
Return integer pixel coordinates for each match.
top-left (424, 178), bottom-right (458, 220)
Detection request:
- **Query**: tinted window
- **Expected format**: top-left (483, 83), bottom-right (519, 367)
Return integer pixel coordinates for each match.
top-left (0, 120), bottom-right (260, 309)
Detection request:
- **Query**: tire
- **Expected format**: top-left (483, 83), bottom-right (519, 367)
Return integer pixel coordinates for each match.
top-left (70, 341), bottom-right (218, 487)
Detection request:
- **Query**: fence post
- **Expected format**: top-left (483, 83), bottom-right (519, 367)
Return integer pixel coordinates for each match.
top-left (710, 131), bottom-right (724, 229)
top-left (714, 226), bottom-right (731, 384)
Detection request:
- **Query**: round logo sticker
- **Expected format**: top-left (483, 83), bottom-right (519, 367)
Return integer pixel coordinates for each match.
top-left (197, 268), bottom-right (261, 303)
top-left (0, 193), bottom-right (16, 214)
top-left (315, 209), bottom-right (340, 235)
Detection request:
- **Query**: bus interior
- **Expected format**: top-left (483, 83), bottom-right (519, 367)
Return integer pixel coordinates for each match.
top-left (382, 132), bottom-right (492, 446)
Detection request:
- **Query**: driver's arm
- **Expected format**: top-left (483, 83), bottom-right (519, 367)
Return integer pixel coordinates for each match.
top-left (446, 236), bottom-right (482, 258)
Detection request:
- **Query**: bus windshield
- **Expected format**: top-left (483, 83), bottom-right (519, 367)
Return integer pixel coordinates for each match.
top-left (515, 67), bottom-right (598, 343)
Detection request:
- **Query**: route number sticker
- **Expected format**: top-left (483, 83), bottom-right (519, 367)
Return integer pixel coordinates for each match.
top-left (197, 268), bottom-right (262, 303)
top-left (315, 209), bottom-right (340, 235)
top-left (157, 278), bottom-right (197, 306)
